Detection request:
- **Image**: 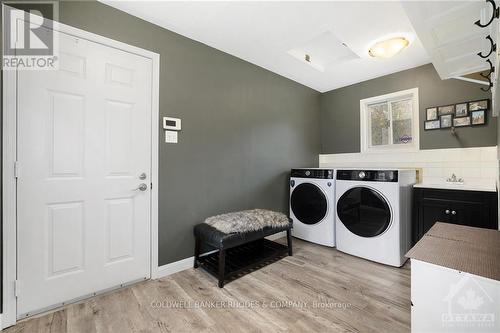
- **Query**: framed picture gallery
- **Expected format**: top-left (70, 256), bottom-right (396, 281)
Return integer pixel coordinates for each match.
top-left (424, 99), bottom-right (489, 130)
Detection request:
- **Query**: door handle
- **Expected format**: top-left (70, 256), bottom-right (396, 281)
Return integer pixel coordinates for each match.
top-left (445, 209), bottom-right (450, 215)
top-left (133, 183), bottom-right (148, 191)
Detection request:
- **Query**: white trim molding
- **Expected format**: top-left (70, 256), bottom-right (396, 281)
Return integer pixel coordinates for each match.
top-left (2, 64), bottom-right (18, 330)
top-left (150, 45), bottom-right (161, 280)
top-left (156, 257), bottom-right (195, 279)
top-left (452, 76), bottom-right (490, 86)
top-left (360, 87), bottom-right (420, 153)
top-left (2, 5), bottom-right (160, 328)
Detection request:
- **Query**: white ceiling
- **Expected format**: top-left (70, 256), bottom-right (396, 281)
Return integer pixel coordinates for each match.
top-left (101, 1), bottom-right (431, 92)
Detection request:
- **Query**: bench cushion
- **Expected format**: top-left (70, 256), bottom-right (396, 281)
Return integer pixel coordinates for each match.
top-left (204, 209), bottom-right (289, 234)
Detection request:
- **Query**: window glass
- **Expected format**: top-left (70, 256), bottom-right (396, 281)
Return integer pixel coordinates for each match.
top-left (368, 102), bottom-right (389, 147)
top-left (391, 99), bottom-right (413, 145)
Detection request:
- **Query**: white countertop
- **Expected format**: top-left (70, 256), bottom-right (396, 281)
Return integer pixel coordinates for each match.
top-left (414, 182), bottom-right (497, 192)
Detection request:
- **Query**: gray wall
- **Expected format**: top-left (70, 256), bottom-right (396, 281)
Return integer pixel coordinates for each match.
top-left (320, 64), bottom-right (496, 154)
top-left (2, 1), bottom-right (320, 266)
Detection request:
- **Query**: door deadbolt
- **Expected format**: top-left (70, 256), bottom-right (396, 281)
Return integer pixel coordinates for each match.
top-left (139, 173), bottom-right (147, 180)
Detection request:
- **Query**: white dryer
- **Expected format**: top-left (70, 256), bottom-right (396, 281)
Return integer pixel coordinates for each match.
top-left (335, 169), bottom-right (415, 267)
top-left (290, 168), bottom-right (335, 247)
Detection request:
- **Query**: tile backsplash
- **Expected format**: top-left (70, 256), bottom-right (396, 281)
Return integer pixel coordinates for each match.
top-left (319, 147), bottom-right (498, 186)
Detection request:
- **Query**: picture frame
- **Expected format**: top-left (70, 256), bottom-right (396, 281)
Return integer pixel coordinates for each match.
top-left (440, 114), bottom-right (452, 128)
top-left (438, 105), bottom-right (454, 116)
top-left (426, 107), bottom-right (438, 120)
top-left (471, 110), bottom-right (486, 125)
top-left (424, 120), bottom-right (440, 130)
top-left (468, 99), bottom-right (489, 111)
top-left (455, 103), bottom-right (468, 117)
top-left (453, 116), bottom-right (471, 127)
top-left (424, 99), bottom-right (489, 131)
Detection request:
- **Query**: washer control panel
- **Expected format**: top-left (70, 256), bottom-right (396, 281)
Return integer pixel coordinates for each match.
top-left (291, 169), bottom-right (334, 179)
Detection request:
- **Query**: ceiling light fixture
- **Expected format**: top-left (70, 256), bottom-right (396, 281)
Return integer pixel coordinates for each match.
top-left (368, 37), bottom-right (410, 58)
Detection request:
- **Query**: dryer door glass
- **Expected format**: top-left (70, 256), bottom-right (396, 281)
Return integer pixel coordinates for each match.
top-left (337, 187), bottom-right (391, 237)
top-left (291, 183), bottom-right (328, 225)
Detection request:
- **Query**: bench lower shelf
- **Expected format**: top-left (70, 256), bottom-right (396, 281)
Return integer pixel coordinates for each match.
top-left (195, 238), bottom-right (289, 287)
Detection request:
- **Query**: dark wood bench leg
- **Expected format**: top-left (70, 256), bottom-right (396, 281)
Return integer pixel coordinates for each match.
top-left (286, 229), bottom-right (293, 256)
top-left (218, 249), bottom-right (226, 288)
top-left (194, 237), bottom-right (201, 268)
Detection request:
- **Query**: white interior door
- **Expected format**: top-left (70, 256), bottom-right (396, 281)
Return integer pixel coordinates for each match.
top-left (16, 30), bottom-right (153, 317)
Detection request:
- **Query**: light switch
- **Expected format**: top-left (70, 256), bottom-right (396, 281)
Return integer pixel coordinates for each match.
top-left (165, 130), bottom-right (178, 143)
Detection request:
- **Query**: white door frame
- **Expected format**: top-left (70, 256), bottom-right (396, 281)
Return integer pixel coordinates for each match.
top-left (2, 8), bottom-right (160, 328)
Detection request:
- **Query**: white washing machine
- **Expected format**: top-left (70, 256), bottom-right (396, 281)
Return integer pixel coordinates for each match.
top-left (289, 168), bottom-right (335, 247)
top-left (335, 169), bottom-right (416, 267)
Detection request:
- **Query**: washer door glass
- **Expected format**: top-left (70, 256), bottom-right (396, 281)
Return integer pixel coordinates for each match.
top-left (337, 187), bottom-right (391, 237)
top-left (291, 183), bottom-right (328, 225)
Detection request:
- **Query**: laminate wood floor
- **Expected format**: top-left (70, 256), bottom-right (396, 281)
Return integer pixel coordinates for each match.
top-left (5, 238), bottom-right (411, 333)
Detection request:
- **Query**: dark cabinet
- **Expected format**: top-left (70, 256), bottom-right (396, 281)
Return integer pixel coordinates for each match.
top-left (413, 187), bottom-right (498, 244)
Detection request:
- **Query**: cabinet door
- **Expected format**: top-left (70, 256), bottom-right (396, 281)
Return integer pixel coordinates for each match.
top-left (421, 199), bottom-right (452, 236)
top-left (450, 201), bottom-right (489, 228)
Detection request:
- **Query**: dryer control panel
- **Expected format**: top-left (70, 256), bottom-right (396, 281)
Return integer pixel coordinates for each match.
top-left (337, 170), bottom-right (398, 182)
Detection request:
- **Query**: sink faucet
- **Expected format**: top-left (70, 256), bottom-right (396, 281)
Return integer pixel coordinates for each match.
top-left (446, 173), bottom-right (464, 183)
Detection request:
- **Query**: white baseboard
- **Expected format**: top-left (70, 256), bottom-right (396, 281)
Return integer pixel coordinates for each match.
top-left (155, 232), bottom-right (287, 279)
top-left (156, 256), bottom-right (194, 279)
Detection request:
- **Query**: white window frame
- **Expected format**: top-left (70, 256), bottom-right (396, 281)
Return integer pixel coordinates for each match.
top-left (360, 88), bottom-right (419, 153)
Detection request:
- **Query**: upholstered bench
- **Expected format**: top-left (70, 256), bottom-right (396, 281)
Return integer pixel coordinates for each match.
top-left (193, 209), bottom-right (293, 288)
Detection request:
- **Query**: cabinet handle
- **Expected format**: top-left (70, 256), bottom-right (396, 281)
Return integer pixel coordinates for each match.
top-left (451, 210), bottom-right (457, 215)
top-left (445, 209), bottom-right (450, 214)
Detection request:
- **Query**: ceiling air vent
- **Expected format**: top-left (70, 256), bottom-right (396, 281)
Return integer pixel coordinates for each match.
top-left (287, 31), bottom-right (359, 72)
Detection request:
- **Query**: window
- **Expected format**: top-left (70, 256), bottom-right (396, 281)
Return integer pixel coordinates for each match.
top-left (360, 88), bottom-right (419, 153)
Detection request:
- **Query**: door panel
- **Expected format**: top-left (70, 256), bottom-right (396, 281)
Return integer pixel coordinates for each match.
top-left (49, 91), bottom-right (85, 177)
top-left (451, 202), bottom-right (488, 228)
top-left (105, 100), bottom-right (134, 175)
top-left (421, 199), bottom-right (452, 235)
top-left (106, 198), bottom-right (135, 264)
top-left (47, 202), bottom-right (84, 277)
top-left (17, 31), bottom-right (152, 317)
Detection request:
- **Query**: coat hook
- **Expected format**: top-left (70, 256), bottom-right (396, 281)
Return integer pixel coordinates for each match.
top-left (481, 59), bottom-right (495, 79)
top-left (478, 35), bottom-right (497, 58)
top-left (474, 0), bottom-right (499, 28)
top-left (480, 70), bottom-right (492, 79)
top-left (481, 77), bottom-right (493, 91)
top-left (480, 71), bottom-right (491, 79)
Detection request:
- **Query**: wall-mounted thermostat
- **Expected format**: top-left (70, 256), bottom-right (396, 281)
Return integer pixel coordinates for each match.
top-left (163, 117), bottom-right (181, 131)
